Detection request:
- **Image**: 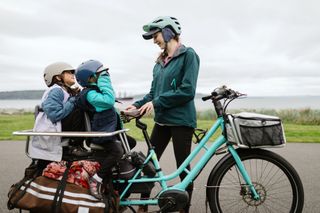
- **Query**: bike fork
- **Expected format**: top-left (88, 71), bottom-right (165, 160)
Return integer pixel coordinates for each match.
top-left (228, 146), bottom-right (260, 200)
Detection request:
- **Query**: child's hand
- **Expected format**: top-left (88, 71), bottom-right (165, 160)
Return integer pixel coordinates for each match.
top-left (96, 70), bottom-right (110, 77)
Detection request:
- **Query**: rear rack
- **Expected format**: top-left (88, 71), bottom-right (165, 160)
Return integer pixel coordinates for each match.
top-left (13, 129), bottom-right (131, 158)
top-left (13, 129), bottom-right (129, 137)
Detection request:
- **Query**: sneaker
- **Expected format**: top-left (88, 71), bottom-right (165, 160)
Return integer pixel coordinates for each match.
top-left (89, 177), bottom-right (103, 200)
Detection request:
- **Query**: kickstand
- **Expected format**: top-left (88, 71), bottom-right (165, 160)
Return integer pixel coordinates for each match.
top-left (205, 197), bottom-right (208, 213)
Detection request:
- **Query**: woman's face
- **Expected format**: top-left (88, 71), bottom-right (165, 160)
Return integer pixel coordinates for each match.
top-left (61, 70), bottom-right (76, 86)
top-left (153, 32), bottom-right (166, 49)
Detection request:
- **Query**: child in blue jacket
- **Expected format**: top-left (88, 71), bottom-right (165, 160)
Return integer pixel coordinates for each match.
top-left (75, 60), bottom-right (123, 199)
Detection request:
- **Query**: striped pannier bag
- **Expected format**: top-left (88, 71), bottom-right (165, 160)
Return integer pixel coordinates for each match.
top-left (8, 176), bottom-right (119, 213)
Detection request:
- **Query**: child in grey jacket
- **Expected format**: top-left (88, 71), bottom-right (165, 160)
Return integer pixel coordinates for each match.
top-left (29, 62), bottom-right (85, 172)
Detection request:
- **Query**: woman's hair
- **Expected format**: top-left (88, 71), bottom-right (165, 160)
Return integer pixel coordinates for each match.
top-left (157, 35), bottom-right (180, 62)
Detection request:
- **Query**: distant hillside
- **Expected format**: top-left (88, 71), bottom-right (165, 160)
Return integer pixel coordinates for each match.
top-left (0, 90), bottom-right (44, 99)
top-left (131, 93), bottom-right (207, 100)
top-left (0, 90), bottom-right (207, 100)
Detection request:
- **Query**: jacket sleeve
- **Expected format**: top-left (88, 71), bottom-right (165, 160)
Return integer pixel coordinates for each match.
top-left (133, 71), bottom-right (156, 108)
top-left (153, 49), bottom-right (200, 110)
top-left (42, 87), bottom-right (75, 123)
top-left (87, 74), bottom-right (115, 110)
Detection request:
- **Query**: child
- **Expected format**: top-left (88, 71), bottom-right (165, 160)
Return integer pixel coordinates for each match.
top-left (75, 59), bottom-right (124, 199)
top-left (29, 62), bottom-right (86, 173)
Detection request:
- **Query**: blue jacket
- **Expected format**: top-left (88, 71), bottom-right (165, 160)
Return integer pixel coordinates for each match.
top-left (42, 87), bottom-right (76, 123)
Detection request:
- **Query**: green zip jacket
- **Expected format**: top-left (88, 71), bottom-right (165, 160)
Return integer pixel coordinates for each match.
top-left (134, 45), bottom-right (200, 128)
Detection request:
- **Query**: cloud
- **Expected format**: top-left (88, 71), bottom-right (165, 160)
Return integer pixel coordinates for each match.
top-left (0, 0), bottom-right (319, 96)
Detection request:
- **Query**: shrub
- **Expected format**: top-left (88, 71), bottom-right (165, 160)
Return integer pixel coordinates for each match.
top-left (197, 108), bottom-right (320, 125)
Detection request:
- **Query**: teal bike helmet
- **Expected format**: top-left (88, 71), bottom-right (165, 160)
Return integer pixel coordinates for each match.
top-left (142, 16), bottom-right (181, 40)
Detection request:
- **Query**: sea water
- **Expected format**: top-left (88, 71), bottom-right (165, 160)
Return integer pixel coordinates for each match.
top-left (0, 96), bottom-right (319, 112)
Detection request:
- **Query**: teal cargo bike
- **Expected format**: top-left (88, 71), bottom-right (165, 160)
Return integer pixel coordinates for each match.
top-left (12, 86), bottom-right (304, 213)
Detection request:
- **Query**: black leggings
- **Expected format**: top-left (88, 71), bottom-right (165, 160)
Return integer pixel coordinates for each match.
top-left (141, 124), bottom-right (194, 210)
top-left (97, 141), bottom-right (124, 180)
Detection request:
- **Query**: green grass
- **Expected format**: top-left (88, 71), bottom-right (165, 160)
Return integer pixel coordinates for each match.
top-left (284, 123), bottom-right (320, 142)
top-left (198, 108), bottom-right (320, 125)
top-left (0, 113), bottom-right (34, 140)
top-left (1, 113), bottom-right (320, 142)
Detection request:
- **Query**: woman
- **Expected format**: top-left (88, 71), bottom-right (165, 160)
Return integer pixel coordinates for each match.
top-left (126, 16), bottom-right (200, 213)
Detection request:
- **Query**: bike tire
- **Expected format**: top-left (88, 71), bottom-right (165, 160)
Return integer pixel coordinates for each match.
top-left (206, 148), bottom-right (304, 213)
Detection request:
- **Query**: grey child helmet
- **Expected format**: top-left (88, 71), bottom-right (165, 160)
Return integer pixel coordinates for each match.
top-left (43, 62), bottom-right (75, 87)
top-left (142, 16), bottom-right (181, 40)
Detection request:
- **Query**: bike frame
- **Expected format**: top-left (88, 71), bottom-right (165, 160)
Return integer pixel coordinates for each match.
top-left (118, 116), bottom-right (259, 206)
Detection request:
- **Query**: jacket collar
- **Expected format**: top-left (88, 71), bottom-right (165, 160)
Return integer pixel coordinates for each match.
top-left (172, 44), bottom-right (187, 58)
top-left (157, 44), bottom-right (187, 66)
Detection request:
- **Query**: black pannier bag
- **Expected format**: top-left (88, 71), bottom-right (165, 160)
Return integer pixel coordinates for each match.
top-left (131, 151), bottom-right (156, 177)
top-left (226, 112), bottom-right (286, 148)
top-left (112, 159), bottom-right (137, 179)
top-left (112, 151), bottom-right (156, 180)
top-left (113, 151), bottom-right (156, 195)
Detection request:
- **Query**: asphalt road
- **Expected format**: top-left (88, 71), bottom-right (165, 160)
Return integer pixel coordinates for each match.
top-left (1, 141), bottom-right (319, 213)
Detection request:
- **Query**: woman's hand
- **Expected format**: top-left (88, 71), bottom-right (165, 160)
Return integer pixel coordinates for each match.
top-left (138, 101), bottom-right (153, 115)
top-left (125, 105), bottom-right (137, 110)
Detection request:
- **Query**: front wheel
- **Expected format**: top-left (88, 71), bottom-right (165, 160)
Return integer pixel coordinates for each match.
top-left (206, 148), bottom-right (304, 213)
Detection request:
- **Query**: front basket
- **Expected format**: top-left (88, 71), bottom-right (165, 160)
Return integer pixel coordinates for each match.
top-left (226, 112), bottom-right (286, 148)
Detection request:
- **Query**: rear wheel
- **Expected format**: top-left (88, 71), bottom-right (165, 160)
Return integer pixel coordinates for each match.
top-left (206, 148), bottom-right (304, 213)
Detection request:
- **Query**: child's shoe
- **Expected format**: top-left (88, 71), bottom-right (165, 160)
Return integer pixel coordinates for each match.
top-left (69, 146), bottom-right (90, 157)
top-left (137, 205), bottom-right (148, 213)
top-left (89, 176), bottom-right (103, 200)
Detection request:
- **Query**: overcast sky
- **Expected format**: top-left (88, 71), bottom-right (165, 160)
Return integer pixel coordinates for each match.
top-left (0, 0), bottom-right (319, 96)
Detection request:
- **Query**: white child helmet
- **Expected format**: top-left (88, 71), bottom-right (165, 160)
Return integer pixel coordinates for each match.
top-left (43, 62), bottom-right (75, 87)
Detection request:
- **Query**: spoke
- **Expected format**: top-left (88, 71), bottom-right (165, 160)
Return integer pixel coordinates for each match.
top-left (263, 166), bottom-right (283, 188)
top-left (206, 184), bottom-right (241, 189)
top-left (221, 197), bottom-right (243, 212)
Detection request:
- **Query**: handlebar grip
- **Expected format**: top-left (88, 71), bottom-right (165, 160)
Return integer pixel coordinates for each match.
top-left (212, 87), bottom-right (228, 96)
top-left (202, 95), bottom-right (212, 101)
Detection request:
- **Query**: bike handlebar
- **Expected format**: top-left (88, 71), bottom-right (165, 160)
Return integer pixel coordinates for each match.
top-left (120, 109), bottom-right (145, 123)
top-left (202, 85), bottom-right (243, 102)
